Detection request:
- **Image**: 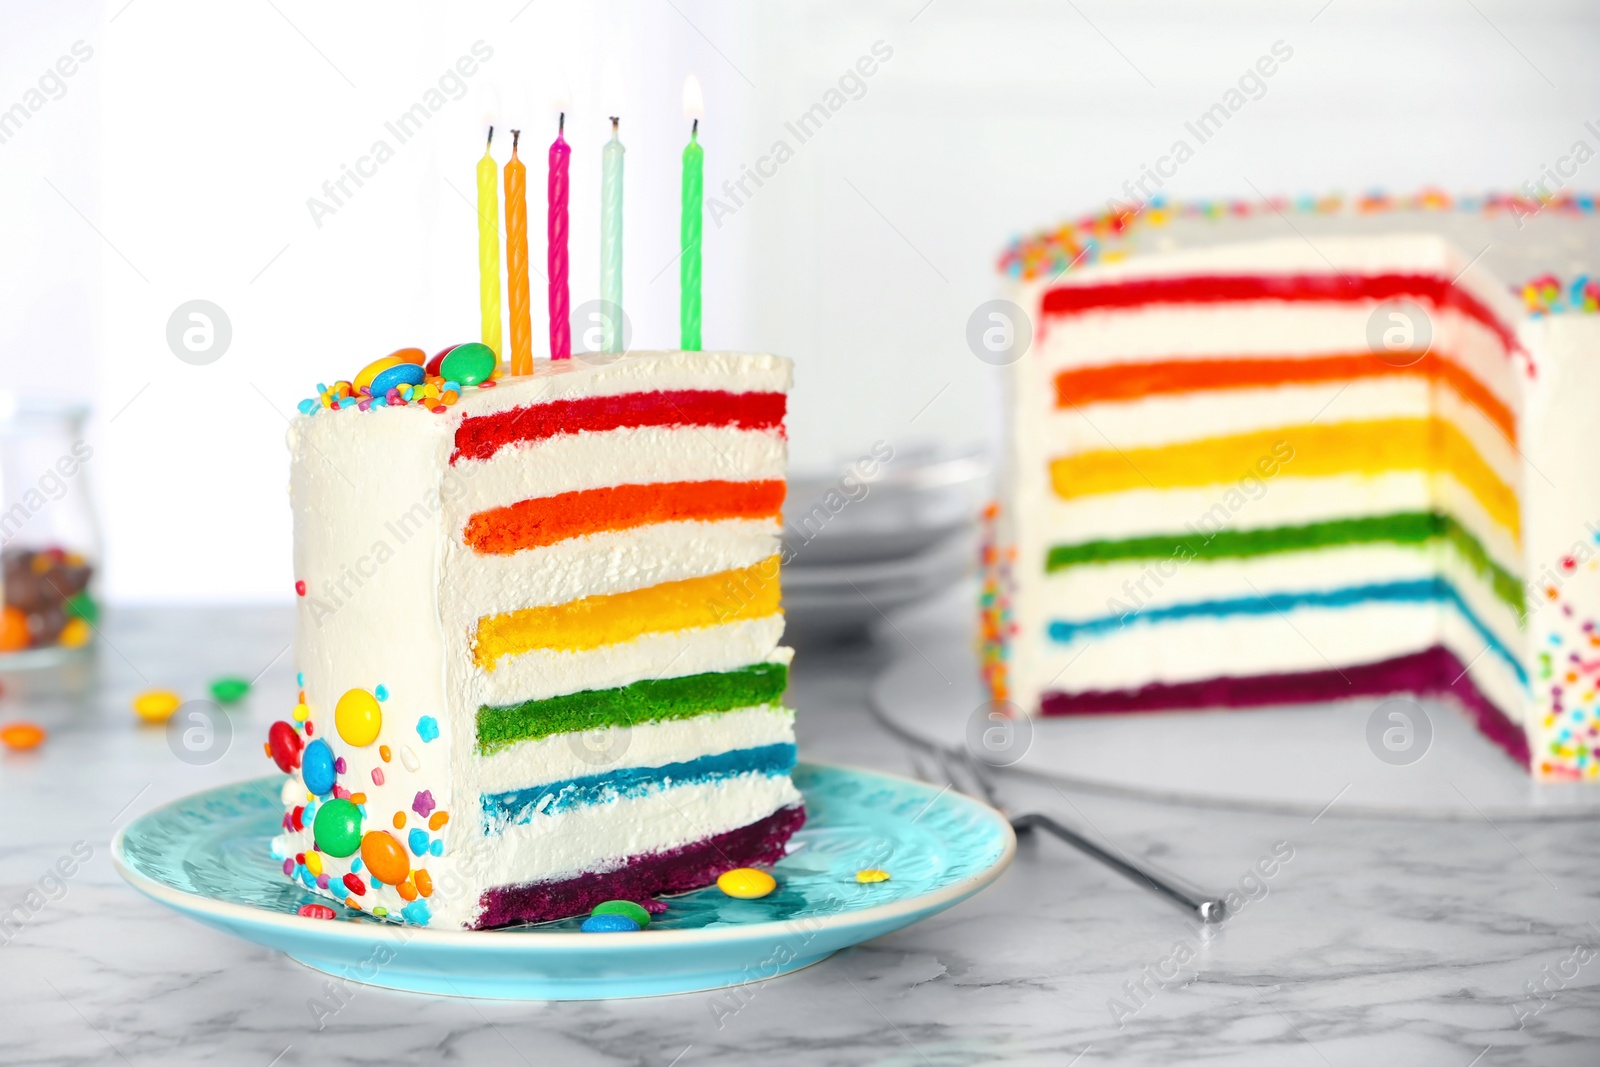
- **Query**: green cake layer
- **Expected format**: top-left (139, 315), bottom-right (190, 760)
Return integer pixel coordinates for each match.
top-left (1044, 511), bottom-right (1522, 614)
top-left (476, 662), bottom-right (789, 753)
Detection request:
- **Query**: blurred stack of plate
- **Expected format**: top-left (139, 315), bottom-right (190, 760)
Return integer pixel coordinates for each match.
top-left (780, 444), bottom-right (990, 640)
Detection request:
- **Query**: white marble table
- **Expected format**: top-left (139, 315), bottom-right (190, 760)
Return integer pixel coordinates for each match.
top-left (3, 608), bottom-right (1598, 1066)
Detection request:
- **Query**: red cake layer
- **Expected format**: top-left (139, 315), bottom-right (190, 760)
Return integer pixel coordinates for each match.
top-left (472, 804), bottom-right (806, 929)
top-left (1039, 273), bottom-right (1520, 355)
top-left (1038, 645), bottom-right (1529, 768)
top-left (452, 390), bottom-right (787, 464)
top-left (464, 479), bottom-right (786, 555)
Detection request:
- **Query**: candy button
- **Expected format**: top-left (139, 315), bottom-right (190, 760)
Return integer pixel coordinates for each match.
top-left (716, 868), bottom-right (776, 899)
top-left (312, 798), bottom-right (363, 857)
top-left (302, 739), bottom-right (336, 795)
top-left (580, 913), bottom-right (640, 933)
top-left (210, 676), bottom-right (251, 704)
top-left (59, 618), bottom-right (91, 649)
top-left (335, 688), bottom-right (382, 747)
top-left (303, 850), bottom-right (323, 876)
top-left (360, 830), bottom-right (410, 886)
top-left (591, 900), bottom-right (651, 928)
top-left (353, 356), bottom-right (402, 392)
top-left (297, 903), bottom-right (337, 920)
top-left (413, 869), bottom-right (433, 897)
top-left (0, 722), bottom-right (46, 751)
top-left (0, 607), bottom-right (29, 652)
top-left (856, 869), bottom-right (891, 884)
top-left (424, 345), bottom-right (462, 378)
top-left (369, 362), bottom-right (426, 398)
top-left (132, 689), bottom-right (182, 723)
top-left (440, 342), bottom-right (497, 386)
top-left (267, 721), bottom-right (303, 773)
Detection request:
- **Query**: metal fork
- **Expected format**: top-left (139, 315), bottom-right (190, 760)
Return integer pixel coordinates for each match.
top-left (909, 743), bottom-right (1227, 924)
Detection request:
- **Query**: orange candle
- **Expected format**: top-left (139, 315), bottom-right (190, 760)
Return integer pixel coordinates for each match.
top-left (505, 130), bottom-right (532, 376)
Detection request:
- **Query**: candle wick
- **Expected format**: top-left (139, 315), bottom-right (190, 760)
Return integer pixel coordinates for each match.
top-left (511, 129), bottom-right (520, 153)
top-left (486, 126), bottom-right (494, 148)
top-left (559, 111), bottom-right (565, 134)
top-left (610, 116), bottom-right (619, 134)
top-left (692, 118), bottom-right (698, 138)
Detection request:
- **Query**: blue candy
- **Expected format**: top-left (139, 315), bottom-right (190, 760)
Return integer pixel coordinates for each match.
top-left (369, 362), bottom-right (426, 397)
top-left (302, 739), bottom-right (336, 795)
top-left (416, 715), bottom-right (439, 743)
top-left (580, 913), bottom-right (640, 933)
top-left (408, 828), bottom-right (429, 856)
top-left (400, 899), bottom-right (432, 926)
top-left (429, 839), bottom-right (444, 857)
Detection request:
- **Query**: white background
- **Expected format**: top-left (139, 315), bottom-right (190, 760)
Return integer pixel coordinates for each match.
top-left (2, 0), bottom-right (1597, 603)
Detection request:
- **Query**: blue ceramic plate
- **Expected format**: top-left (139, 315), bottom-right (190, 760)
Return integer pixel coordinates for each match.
top-left (113, 762), bottom-right (1014, 1000)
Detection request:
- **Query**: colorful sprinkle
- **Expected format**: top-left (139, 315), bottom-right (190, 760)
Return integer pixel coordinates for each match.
top-left (416, 715), bottom-right (439, 742)
top-left (412, 790), bottom-right (436, 818)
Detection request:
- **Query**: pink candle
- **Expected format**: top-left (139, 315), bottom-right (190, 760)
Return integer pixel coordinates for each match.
top-left (547, 113), bottom-right (571, 361)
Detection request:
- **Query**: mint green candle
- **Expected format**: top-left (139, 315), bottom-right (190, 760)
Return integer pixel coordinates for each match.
top-left (680, 119), bottom-right (703, 351)
top-left (600, 117), bottom-right (625, 354)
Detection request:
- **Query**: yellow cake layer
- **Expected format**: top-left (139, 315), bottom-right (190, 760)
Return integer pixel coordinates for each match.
top-left (1048, 417), bottom-right (1520, 541)
top-left (472, 556), bottom-right (782, 668)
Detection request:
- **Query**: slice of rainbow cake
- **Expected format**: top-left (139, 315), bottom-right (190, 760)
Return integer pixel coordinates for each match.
top-left (989, 218), bottom-right (1600, 780)
top-left (269, 351), bottom-right (802, 928)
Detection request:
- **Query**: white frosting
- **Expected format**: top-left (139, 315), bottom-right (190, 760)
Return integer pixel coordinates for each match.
top-left (474, 705), bottom-right (795, 794)
top-left (446, 518), bottom-right (780, 621)
top-left (276, 351), bottom-right (798, 927)
top-left (452, 426), bottom-right (787, 515)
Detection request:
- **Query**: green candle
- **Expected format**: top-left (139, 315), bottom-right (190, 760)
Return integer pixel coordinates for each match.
top-left (680, 118), bottom-right (703, 352)
top-left (600, 117), bottom-right (625, 355)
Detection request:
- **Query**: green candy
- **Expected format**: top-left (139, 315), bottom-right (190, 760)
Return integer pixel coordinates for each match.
top-left (441, 342), bottom-right (497, 387)
top-left (591, 899), bottom-right (651, 928)
top-left (312, 798), bottom-right (363, 858)
top-left (209, 676), bottom-right (251, 705)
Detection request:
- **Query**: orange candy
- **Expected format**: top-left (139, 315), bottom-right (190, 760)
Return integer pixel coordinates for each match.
top-left (0, 608), bottom-right (28, 652)
top-left (359, 830), bottom-right (410, 886)
top-left (428, 811), bottom-right (449, 831)
top-left (413, 869), bottom-right (433, 897)
top-left (0, 722), bottom-right (46, 751)
top-left (395, 878), bottom-right (418, 902)
top-left (392, 812), bottom-right (406, 829)
top-left (389, 347), bottom-right (426, 366)
top-left (379, 745), bottom-right (391, 763)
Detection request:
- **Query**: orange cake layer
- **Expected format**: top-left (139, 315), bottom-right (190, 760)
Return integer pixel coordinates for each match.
top-left (1053, 353), bottom-right (1515, 442)
top-left (464, 479), bottom-right (787, 555)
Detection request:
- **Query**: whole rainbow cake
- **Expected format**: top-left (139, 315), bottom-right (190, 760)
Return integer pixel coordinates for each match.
top-left (985, 192), bottom-right (1600, 781)
top-left (266, 349), bottom-right (802, 929)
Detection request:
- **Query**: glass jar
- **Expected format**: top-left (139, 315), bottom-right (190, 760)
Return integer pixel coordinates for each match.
top-left (0, 396), bottom-right (99, 666)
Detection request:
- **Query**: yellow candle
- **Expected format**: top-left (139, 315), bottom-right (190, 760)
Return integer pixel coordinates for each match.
top-left (477, 128), bottom-right (502, 360)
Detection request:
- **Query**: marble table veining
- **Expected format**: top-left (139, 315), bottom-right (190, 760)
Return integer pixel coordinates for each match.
top-left (2, 608), bottom-right (1598, 1066)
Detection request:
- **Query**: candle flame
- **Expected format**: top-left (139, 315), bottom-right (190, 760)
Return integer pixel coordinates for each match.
top-left (682, 74), bottom-right (705, 121)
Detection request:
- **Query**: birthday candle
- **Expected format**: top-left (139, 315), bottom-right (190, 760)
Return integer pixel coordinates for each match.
top-left (600, 116), bottom-right (624, 355)
top-left (505, 130), bottom-right (532, 376)
top-left (548, 114), bottom-right (571, 361)
top-left (476, 128), bottom-right (502, 360)
top-left (680, 111), bottom-right (703, 351)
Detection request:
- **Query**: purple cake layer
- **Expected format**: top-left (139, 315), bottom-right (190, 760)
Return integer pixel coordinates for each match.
top-left (1039, 645), bottom-right (1530, 767)
top-left (472, 804), bottom-right (807, 929)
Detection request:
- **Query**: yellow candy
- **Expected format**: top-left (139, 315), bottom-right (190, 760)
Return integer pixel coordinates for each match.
top-left (59, 618), bottom-right (91, 649)
top-left (353, 357), bottom-right (403, 393)
top-left (716, 867), bottom-right (777, 899)
top-left (856, 869), bottom-right (891, 884)
top-left (334, 688), bottom-right (382, 747)
top-left (304, 850), bottom-right (323, 876)
top-left (132, 689), bottom-right (182, 723)
top-left (292, 702), bottom-right (309, 722)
